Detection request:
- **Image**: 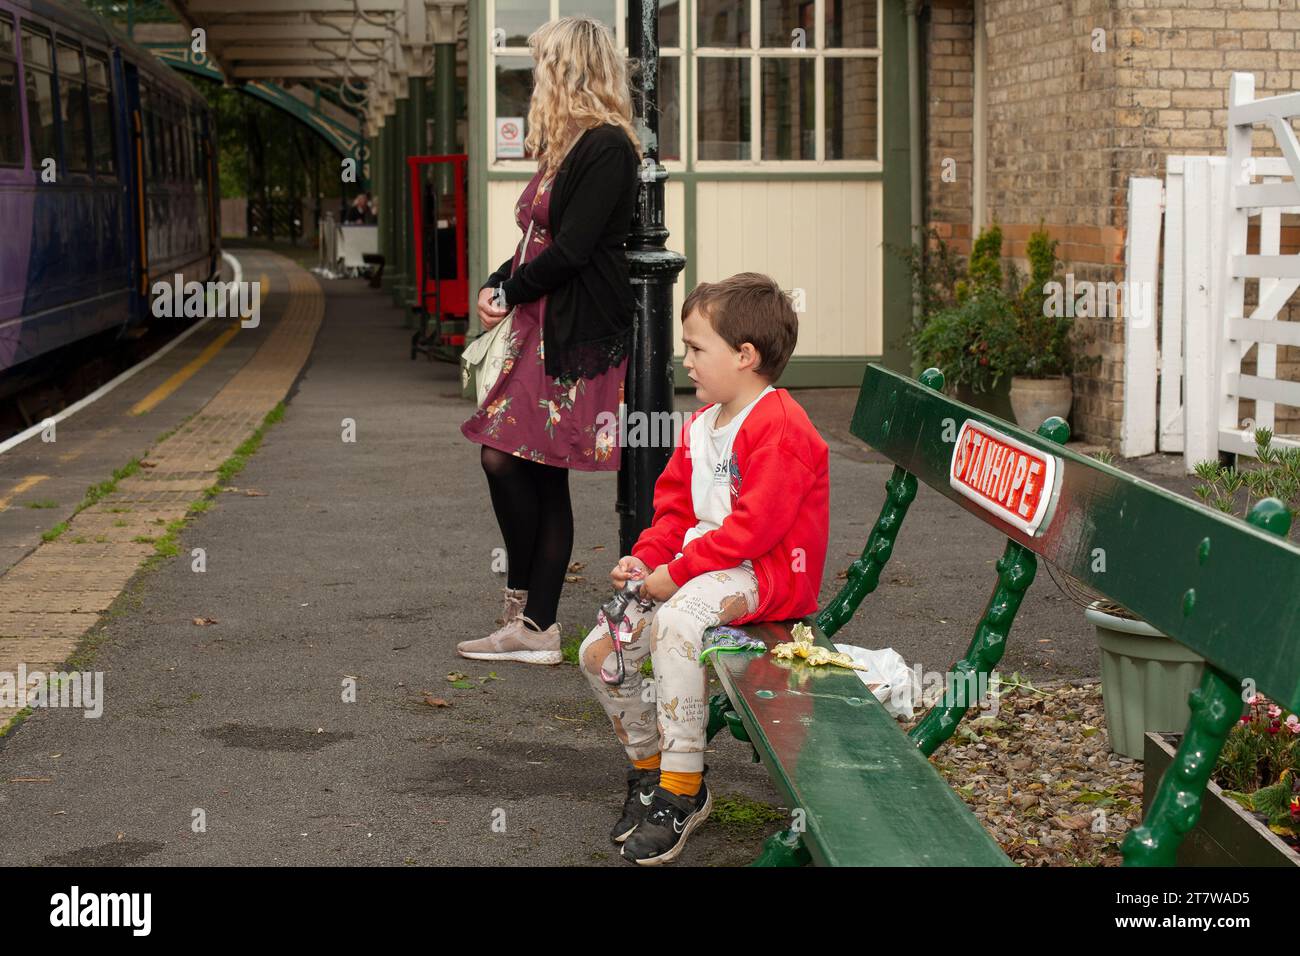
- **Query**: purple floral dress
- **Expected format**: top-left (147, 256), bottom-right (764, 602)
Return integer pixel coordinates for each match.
top-left (461, 168), bottom-right (628, 472)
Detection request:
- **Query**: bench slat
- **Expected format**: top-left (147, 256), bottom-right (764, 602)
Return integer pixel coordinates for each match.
top-left (712, 621), bottom-right (1013, 867)
top-left (852, 364), bottom-right (1300, 712)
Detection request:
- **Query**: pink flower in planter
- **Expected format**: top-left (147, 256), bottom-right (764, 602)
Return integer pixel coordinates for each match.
top-left (1247, 694), bottom-right (1261, 706)
top-left (1268, 704), bottom-right (1282, 719)
top-left (1286, 714), bottom-right (1300, 734)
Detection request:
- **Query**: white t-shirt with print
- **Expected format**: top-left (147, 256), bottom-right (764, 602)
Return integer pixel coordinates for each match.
top-left (673, 386), bottom-right (776, 566)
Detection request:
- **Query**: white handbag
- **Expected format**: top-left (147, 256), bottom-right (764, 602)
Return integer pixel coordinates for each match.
top-left (463, 220), bottom-right (534, 406)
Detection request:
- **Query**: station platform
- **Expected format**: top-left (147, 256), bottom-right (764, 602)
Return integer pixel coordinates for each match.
top-left (0, 252), bottom-right (1102, 865)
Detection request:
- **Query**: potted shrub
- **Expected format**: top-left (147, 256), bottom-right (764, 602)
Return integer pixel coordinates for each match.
top-left (1005, 228), bottom-right (1088, 430)
top-left (904, 224), bottom-right (1093, 428)
top-left (1091, 435), bottom-right (1300, 760)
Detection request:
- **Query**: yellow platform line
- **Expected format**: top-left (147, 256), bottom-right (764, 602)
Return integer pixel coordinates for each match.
top-left (129, 322), bottom-right (242, 416)
top-left (0, 474), bottom-right (50, 511)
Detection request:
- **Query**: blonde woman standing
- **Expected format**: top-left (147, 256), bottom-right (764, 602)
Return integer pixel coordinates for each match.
top-left (459, 16), bottom-right (642, 664)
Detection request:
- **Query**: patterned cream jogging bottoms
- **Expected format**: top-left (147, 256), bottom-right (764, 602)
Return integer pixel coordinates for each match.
top-left (578, 565), bottom-right (759, 773)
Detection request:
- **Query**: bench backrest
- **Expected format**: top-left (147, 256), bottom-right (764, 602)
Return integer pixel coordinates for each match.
top-left (849, 364), bottom-right (1300, 711)
top-left (828, 363), bottom-right (1300, 866)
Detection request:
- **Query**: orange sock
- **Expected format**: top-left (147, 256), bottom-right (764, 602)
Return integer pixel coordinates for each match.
top-left (632, 753), bottom-right (661, 771)
top-left (659, 770), bottom-right (702, 797)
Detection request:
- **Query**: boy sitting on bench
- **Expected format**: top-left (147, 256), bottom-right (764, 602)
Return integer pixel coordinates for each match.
top-left (578, 272), bottom-right (831, 865)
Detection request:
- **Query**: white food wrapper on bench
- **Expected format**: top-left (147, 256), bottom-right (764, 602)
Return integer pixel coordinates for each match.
top-left (833, 644), bottom-right (919, 719)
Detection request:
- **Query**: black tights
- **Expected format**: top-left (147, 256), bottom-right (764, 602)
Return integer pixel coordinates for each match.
top-left (480, 446), bottom-right (573, 630)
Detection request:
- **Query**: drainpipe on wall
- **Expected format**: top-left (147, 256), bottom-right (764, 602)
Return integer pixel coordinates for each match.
top-left (906, 0), bottom-right (925, 370)
top-left (973, 0), bottom-right (986, 234)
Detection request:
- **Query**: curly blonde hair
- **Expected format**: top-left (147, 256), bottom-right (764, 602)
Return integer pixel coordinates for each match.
top-left (525, 16), bottom-right (644, 177)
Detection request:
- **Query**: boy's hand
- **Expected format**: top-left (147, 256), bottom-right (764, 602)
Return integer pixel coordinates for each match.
top-left (641, 564), bottom-right (679, 603)
top-left (610, 555), bottom-right (649, 588)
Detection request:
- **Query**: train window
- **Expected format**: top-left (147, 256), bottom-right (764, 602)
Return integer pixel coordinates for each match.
top-left (86, 52), bottom-right (113, 177)
top-left (0, 14), bottom-right (21, 166)
top-left (193, 112), bottom-right (203, 178)
top-left (20, 27), bottom-right (56, 172)
top-left (184, 108), bottom-right (195, 178)
top-left (141, 84), bottom-right (159, 179)
top-left (163, 97), bottom-right (176, 181)
top-left (56, 41), bottom-right (90, 173)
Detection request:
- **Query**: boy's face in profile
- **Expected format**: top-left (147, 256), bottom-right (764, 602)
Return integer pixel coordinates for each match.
top-left (681, 307), bottom-right (759, 406)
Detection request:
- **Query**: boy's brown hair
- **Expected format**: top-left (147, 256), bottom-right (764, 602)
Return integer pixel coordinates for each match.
top-left (682, 272), bottom-right (799, 382)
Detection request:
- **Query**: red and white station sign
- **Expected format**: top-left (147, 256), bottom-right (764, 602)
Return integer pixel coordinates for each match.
top-left (949, 420), bottom-right (1058, 536)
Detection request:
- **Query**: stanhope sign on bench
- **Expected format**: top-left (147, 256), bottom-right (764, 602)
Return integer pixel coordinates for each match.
top-left (948, 420), bottom-right (1059, 537)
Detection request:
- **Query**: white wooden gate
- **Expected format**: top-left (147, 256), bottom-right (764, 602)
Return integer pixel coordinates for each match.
top-left (1206, 73), bottom-right (1300, 465)
top-left (1124, 75), bottom-right (1300, 470)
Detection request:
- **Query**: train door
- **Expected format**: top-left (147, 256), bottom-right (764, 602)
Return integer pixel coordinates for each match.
top-left (114, 53), bottom-right (147, 324)
top-left (200, 109), bottom-right (218, 278)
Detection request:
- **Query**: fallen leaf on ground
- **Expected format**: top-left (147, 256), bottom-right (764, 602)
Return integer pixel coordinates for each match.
top-left (568, 561), bottom-right (586, 572)
top-left (445, 672), bottom-right (469, 682)
top-left (192, 617), bottom-right (218, 626)
top-left (423, 696), bottom-right (451, 708)
top-left (244, 489), bottom-right (266, 497)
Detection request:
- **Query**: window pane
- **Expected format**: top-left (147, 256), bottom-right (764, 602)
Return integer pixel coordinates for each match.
top-left (761, 0), bottom-right (816, 48)
top-left (697, 57), bottom-right (749, 160)
top-left (559, 0), bottom-right (616, 29)
top-left (85, 52), bottom-right (108, 87)
top-left (21, 27), bottom-right (52, 69)
top-left (167, 103), bottom-right (178, 179)
top-left (826, 56), bottom-right (876, 160)
top-left (495, 55), bottom-right (535, 159)
top-left (0, 16), bottom-right (20, 165)
top-left (828, 0), bottom-right (876, 48)
top-left (494, 0), bottom-right (547, 47)
top-left (698, 0), bottom-right (749, 47)
top-left (88, 72), bottom-right (113, 174)
top-left (25, 68), bottom-right (55, 164)
top-left (659, 0), bottom-right (681, 47)
top-left (657, 55), bottom-right (681, 162)
top-left (57, 43), bottom-right (90, 172)
top-left (22, 29), bottom-right (56, 167)
top-left (761, 57), bottom-right (813, 159)
top-left (87, 53), bottom-right (113, 175)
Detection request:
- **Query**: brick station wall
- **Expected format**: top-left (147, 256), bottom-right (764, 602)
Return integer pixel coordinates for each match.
top-left (1113, 0), bottom-right (1300, 439)
top-left (927, 0), bottom-right (975, 255)
top-left (921, 0), bottom-right (1300, 446)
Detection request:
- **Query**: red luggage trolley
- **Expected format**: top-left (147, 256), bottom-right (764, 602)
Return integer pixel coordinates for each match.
top-left (408, 154), bottom-right (469, 361)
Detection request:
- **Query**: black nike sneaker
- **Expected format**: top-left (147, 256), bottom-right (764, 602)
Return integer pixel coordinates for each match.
top-left (619, 781), bottom-right (713, 865)
top-left (611, 767), bottom-right (661, 844)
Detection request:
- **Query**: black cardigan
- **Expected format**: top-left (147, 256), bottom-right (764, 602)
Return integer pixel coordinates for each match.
top-left (482, 123), bottom-right (639, 381)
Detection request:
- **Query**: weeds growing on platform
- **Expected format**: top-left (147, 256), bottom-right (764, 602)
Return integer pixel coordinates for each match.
top-left (211, 402), bottom-right (285, 490)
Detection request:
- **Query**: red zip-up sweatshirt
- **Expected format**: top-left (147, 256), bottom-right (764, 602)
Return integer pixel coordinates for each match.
top-left (631, 388), bottom-right (830, 626)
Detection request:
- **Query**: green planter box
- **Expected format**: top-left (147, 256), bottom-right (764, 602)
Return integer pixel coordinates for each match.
top-left (1143, 732), bottom-right (1300, 867)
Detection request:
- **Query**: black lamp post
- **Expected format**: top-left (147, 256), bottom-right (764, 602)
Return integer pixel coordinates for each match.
top-left (619, 0), bottom-right (687, 557)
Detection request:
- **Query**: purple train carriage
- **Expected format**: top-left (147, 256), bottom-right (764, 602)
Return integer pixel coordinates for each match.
top-left (0, 0), bottom-right (219, 383)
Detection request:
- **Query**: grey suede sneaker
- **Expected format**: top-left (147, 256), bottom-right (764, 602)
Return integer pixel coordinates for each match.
top-left (456, 614), bottom-right (562, 665)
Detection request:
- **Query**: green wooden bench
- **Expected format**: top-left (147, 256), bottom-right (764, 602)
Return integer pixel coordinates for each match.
top-left (702, 363), bottom-right (1300, 867)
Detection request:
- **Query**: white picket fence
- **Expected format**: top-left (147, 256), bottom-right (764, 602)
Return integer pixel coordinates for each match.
top-left (1125, 73), bottom-right (1300, 471)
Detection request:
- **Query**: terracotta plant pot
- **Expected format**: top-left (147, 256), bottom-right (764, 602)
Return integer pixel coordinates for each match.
top-left (1009, 375), bottom-right (1072, 431)
top-left (952, 378), bottom-right (1014, 423)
